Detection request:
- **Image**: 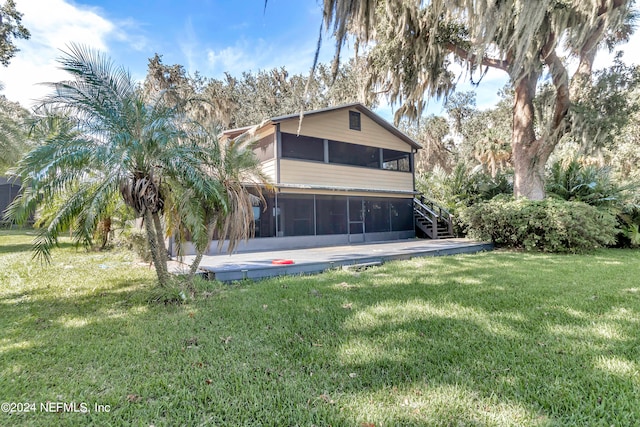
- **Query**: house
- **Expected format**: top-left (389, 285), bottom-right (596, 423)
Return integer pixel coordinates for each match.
top-left (0, 177), bottom-right (22, 226)
top-left (172, 103), bottom-right (451, 256)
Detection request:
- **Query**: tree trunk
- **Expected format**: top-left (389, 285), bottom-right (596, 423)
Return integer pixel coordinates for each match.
top-left (98, 216), bottom-right (111, 250)
top-left (187, 222), bottom-right (215, 286)
top-left (152, 211), bottom-right (169, 278)
top-left (143, 210), bottom-right (169, 286)
top-left (512, 143), bottom-right (547, 200)
top-left (187, 251), bottom-right (204, 285)
top-left (512, 72), bottom-right (549, 200)
top-left (511, 57), bottom-right (570, 199)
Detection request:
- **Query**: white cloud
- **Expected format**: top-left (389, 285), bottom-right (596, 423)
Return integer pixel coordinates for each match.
top-left (201, 32), bottom-right (338, 78)
top-left (204, 40), bottom-right (279, 76)
top-left (112, 18), bottom-right (150, 52)
top-left (0, 0), bottom-right (146, 109)
top-left (593, 34), bottom-right (640, 70)
top-left (207, 46), bottom-right (250, 74)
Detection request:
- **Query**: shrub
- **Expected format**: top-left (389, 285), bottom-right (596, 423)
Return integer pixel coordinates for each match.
top-left (546, 158), bottom-right (627, 207)
top-left (617, 204), bottom-right (640, 248)
top-left (416, 162), bottom-right (513, 237)
top-left (459, 197), bottom-right (618, 253)
top-left (417, 162), bottom-right (513, 214)
top-left (116, 227), bottom-right (153, 262)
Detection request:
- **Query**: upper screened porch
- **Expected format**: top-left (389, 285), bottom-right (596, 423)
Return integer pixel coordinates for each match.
top-left (224, 103), bottom-right (421, 196)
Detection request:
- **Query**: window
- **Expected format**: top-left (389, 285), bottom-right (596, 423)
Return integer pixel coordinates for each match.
top-left (349, 111), bottom-right (361, 131)
top-left (328, 140), bottom-right (380, 168)
top-left (382, 149), bottom-right (411, 172)
top-left (281, 133), bottom-right (324, 161)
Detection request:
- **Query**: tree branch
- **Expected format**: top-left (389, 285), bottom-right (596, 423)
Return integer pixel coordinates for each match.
top-left (541, 32), bottom-right (570, 148)
top-left (598, 0), bottom-right (625, 16)
top-left (445, 42), bottom-right (510, 72)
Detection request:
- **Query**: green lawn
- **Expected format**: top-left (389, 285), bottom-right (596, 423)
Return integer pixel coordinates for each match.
top-left (1, 229), bottom-right (639, 426)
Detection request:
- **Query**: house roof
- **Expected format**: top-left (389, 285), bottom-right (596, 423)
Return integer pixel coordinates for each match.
top-left (0, 176), bottom-right (21, 186)
top-left (223, 103), bottom-right (422, 150)
top-left (220, 125), bottom-right (254, 139)
top-left (269, 103), bottom-right (422, 150)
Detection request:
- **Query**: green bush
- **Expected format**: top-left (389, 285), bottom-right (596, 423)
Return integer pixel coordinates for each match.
top-left (617, 204), bottom-right (640, 248)
top-left (459, 197), bottom-right (618, 253)
top-left (546, 158), bottom-right (628, 207)
top-left (116, 227), bottom-right (153, 262)
top-left (416, 162), bottom-right (513, 214)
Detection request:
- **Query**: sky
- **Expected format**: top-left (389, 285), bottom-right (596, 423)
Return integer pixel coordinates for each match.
top-left (1, 0), bottom-right (639, 122)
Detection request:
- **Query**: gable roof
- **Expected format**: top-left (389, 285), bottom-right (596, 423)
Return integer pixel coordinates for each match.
top-left (221, 103), bottom-right (422, 150)
top-left (270, 103), bottom-right (422, 150)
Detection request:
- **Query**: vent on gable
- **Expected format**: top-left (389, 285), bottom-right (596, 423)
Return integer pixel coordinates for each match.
top-left (349, 111), bottom-right (361, 131)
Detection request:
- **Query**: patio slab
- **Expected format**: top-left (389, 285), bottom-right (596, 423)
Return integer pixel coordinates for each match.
top-left (171, 238), bottom-right (493, 282)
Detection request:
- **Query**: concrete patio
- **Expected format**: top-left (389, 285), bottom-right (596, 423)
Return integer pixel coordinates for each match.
top-left (170, 238), bottom-right (493, 282)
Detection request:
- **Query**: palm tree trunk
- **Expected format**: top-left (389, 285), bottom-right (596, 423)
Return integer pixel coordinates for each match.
top-left (151, 211), bottom-right (169, 278)
top-left (187, 222), bottom-right (214, 286)
top-left (144, 210), bottom-right (169, 286)
top-left (99, 216), bottom-right (111, 249)
top-left (187, 251), bottom-right (204, 286)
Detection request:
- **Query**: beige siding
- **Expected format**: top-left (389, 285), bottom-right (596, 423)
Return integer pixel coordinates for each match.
top-left (278, 188), bottom-right (413, 198)
top-left (279, 108), bottom-right (410, 152)
top-left (260, 159), bottom-right (277, 182)
top-left (252, 125), bottom-right (275, 142)
top-left (279, 159), bottom-right (413, 192)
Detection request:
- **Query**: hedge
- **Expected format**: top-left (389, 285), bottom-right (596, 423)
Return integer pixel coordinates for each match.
top-left (458, 197), bottom-right (618, 253)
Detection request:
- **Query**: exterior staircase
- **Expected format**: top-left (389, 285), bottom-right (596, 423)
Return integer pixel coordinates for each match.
top-left (413, 196), bottom-right (454, 239)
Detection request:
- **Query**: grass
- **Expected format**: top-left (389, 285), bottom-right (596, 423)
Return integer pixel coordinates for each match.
top-left (1, 229), bottom-right (639, 426)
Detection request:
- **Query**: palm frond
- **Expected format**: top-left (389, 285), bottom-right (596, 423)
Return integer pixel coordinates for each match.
top-left (30, 182), bottom-right (98, 264)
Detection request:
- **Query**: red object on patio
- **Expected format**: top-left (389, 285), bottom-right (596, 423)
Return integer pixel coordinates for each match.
top-left (272, 259), bottom-right (294, 265)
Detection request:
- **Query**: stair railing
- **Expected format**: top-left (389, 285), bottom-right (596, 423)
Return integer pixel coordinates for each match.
top-left (413, 197), bottom-right (438, 238)
top-left (415, 195), bottom-right (454, 238)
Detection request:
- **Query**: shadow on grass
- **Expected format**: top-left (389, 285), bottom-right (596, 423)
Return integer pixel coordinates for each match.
top-left (1, 248), bottom-right (639, 426)
top-left (257, 251), bottom-right (640, 425)
top-left (1, 277), bottom-right (154, 337)
top-left (0, 240), bottom-right (77, 255)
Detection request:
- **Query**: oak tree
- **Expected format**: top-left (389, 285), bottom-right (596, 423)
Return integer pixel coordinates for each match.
top-left (323, 0), bottom-right (635, 199)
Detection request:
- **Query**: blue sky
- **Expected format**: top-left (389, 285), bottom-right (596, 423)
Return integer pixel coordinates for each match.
top-left (1, 0), bottom-right (638, 121)
top-left (1, 0), bottom-right (345, 112)
top-left (82, 0), bottom-right (332, 77)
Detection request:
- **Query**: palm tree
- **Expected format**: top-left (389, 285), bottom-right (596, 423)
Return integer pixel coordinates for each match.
top-left (545, 158), bottom-right (628, 207)
top-left (474, 136), bottom-right (511, 179)
top-left (5, 45), bottom-right (220, 286)
top-left (166, 123), bottom-right (271, 285)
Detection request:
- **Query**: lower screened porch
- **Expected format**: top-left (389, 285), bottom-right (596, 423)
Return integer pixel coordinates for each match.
top-left (169, 192), bottom-right (416, 256)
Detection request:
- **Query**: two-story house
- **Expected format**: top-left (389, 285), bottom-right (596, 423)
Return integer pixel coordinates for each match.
top-left (173, 103), bottom-right (434, 256)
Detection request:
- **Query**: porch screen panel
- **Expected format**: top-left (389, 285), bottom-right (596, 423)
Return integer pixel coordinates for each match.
top-left (281, 133), bottom-right (324, 161)
top-left (316, 196), bottom-right (347, 235)
top-left (328, 140), bottom-right (380, 168)
top-left (390, 198), bottom-right (414, 231)
top-left (364, 198), bottom-right (391, 232)
top-left (278, 194), bottom-right (315, 236)
top-left (250, 191), bottom-right (276, 237)
top-left (382, 149), bottom-right (411, 172)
